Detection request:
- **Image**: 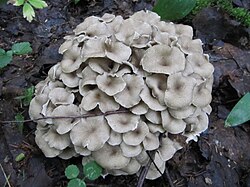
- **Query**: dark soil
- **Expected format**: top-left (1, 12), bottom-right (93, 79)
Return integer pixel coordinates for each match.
top-left (0, 0), bottom-right (250, 187)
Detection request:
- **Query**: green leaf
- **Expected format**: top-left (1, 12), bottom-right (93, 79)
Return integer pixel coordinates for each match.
top-left (12, 42), bottom-right (32, 55)
top-left (74, 0), bottom-right (80, 4)
top-left (14, 0), bottom-right (25, 6)
top-left (23, 2), bottom-right (35, 22)
top-left (225, 93), bottom-right (250, 127)
top-left (22, 86), bottom-right (34, 106)
top-left (83, 161), bottom-right (102, 180)
top-left (15, 113), bottom-right (24, 134)
top-left (65, 165), bottom-right (79, 180)
top-left (153, 0), bottom-right (196, 20)
top-left (67, 178), bottom-right (86, 187)
top-left (28, 0), bottom-right (47, 9)
top-left (15, 153), bottom-right (25, 162)
top-left (0, 48), bottom-right (13, 68)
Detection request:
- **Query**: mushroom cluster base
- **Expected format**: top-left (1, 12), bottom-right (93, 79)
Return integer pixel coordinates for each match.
top-left (29, 10), bottom-right (214, 179)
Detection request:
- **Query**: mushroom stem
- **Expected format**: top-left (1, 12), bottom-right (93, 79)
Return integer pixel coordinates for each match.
top-left (0, 110), bottom-right (129, 124)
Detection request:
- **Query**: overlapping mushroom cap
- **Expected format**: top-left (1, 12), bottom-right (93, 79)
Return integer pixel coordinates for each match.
top-left (29, 10), bottom-right (214, 180)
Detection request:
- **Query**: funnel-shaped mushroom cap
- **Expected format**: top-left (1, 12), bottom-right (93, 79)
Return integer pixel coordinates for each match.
top-left (146, 74), bottom-right (167, 105)
top-left (92, 144), bottom-right (130, 170)
top-left (175, 24), bottom-right (194, 38)
top-left (130, 10), bottom-right (160, 24)
top-left (108, 130), bottom-right (122, 146)
top-left (61, 45), bottom-right (84, 73)
top-left (48, 64), bottom-right (62, 81)
top-left (130, 101), bottom-right (149, 115)
top-left (192, 82), bottom-right (212, 107)
top-left (60, 71), bottom-right (80, 88)
top-left (177, 36), bottom-right (203, 55)
top-left (122, 121), bottom-right (149, 146)
top-left (114, 74), bottom-right (144, 108)
top-left (161, 110), bottom-right (186, 134)
top-left (120, 142), bottom-right (143, 157)
top-left (29, 94), bottom-right (48, 121)
top-left (104, 37), bottom-right (132, 63)
top-left (141, 45), bottom-right (185, 75)
top-left (121, 159), bottom-right (141, 174)
top-left (168, 105), bottom-right (196, 119)
top-left (51, 104), bottom-right (80, 134)
top-left (70, 116), bottom-right (110, 151)
top-left (88, 58), bottom-right (120, 74)
top-left (135, 149), bottom-right (149, 166)
top-left (158, 137), bottom-right (182, 161)
top-left (58, 35), bottom-right (75, 54)
top-left (187, 53), bottom-right (214, 78)
top-left (147, 122), bottom-right (165, 133)
top-left (105, 113), bottom-right (140, 133)
top-left (58, 147), bottom-right (78, 159)
top-left (145, 109), bottom-right (162, 124)
top-left (164, 72), bottom-right (197, 109)
top-left (35, 128), bottom-right (62, 157)
top-left (74, 146), bottom-right (91, 156)
top-left (146, 152), bottom-right (165, 180)
top-left (140, 85), bottom-right (166, 111)
top-left (80, 89), bottom-right (119, 113)
top-left (73, 16), bottom-right (100, 35)
top-left (96, 73), bottom-right (126, 96)
top-left (143, 132), bottom-right (160, 151)
top-left (48, 87), bottom-right (74, 105)
top-left (43, 128), bottom-right (71, 150)
top-left (115, 19), bottom-right (152, 46)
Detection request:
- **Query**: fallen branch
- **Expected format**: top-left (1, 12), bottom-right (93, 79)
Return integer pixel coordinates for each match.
top-left (0, 109), bottom-right (129, 124)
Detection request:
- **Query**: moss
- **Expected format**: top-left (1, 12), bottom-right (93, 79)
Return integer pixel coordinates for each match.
top-left (191, 0), bottom-right (250, 27)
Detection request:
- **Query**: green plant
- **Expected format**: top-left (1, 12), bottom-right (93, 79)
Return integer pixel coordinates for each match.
top-left (225, 92), bottom-right (250, 127)
top-left (153, 0), bottom-right (196, 20)
top-left (9, 0), bottom-right (47, 22)
top-left (191, 0), bottom-right (250, 27)
top-left (0, 42), bottom-right (32, 68)
top-left (65, 161), bottom-right (102, 187)
top-left (15, 113), bottom-right (25, 134)
top-left (74, 0), bottom-right (80, 4)
top-left (15, 86), bottom-right (35, 107)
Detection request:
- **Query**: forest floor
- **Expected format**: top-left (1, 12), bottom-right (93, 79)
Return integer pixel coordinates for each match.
top-left (0, 0), bottom-right (250, 186)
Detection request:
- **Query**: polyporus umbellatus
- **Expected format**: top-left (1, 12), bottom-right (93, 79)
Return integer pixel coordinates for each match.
top-left (29, 10), bottom-right (214, 179)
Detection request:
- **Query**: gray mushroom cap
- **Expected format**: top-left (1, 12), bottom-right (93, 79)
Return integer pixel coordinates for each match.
top-left (141, 45), bottom-right (185, 75)
top-left (70, 116), bottom-right (110, 151)
top-left (49, 87), bottom-right (75, 105)
top-left (51, 104), bottom-right (80, 134)
top-left (92, 144), bottom-right (130, 170)
top-left (120, 142), bottom-right (143, 157)
top-left (105, 113), bottom-right (140, 133)
top-left (164, 72), bottom-right (197, 109)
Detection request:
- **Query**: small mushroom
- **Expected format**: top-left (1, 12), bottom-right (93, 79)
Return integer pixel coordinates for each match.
top-left (80, 88), bottom-right (119, 113)
top-left (164, 72), bottom-right (197, 109)
top-left (108, 130), bottom-right (122, 146)
top-left (186, 53), bottom-right (214, 78)
top-left (88, 58), bottom-right (120, 74)
top-left (140, 85), bottom-right (166, 111)
top-left (121, 159), bottom-right (141, 174)
top-left (70, 116), bottom-right (110, 151)
top-left (143, 132), bottom-right (160, 151)
top-left (58, 146), bottom-right (78, 159)
top-left (158, 137), bottom-right (182, 161)
top-left (141, 45), bottom-right (185, 75)
top-left (74, 146), bottom-right (91, 156)
top-left (92, 144), bottom-right (130, 170)
top-left (177, 36), bottom-right (203, 55)
top-left (161, 110), bottom-right (186, 134)
top-left (96, 73), bottom-right (126, 96)
top-left (122, 120), bottom-right (149, 146)
top-left (146, 152), bottom-right (165, 180)
top-left (120, 142), bottom-right (143, 157)
top-left (114, 74), bottom-right (144, 108)
top-left (49, 87), bottom-right (75, 105)
top-left (60, 71), bottom-right (80, 88)
top-left (168, 105), bottom-right (196, 119)
top-left (51, 104), bottom-right (80, 134)
top-left (130, 101), bottom-right (149, 115)
top-left (105, 113), bottom-right (140, 133)
top-left (145, 109), bottom-right (162, 124)
top-left (192, 82), bottom-right (212, 107)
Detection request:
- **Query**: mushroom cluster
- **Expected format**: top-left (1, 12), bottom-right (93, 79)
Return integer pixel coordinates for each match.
top-left (29, 10), bottom-right (214, 179)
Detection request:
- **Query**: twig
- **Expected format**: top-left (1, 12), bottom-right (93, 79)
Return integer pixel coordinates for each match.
top-left (164, 164), bottom-right (175, 187)
top-left (136, 151), bottom-right (156, 187)
top-left (0, 110), bottom-right (129, 124)
top-left (0, 164), bottom-right (12, 187)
